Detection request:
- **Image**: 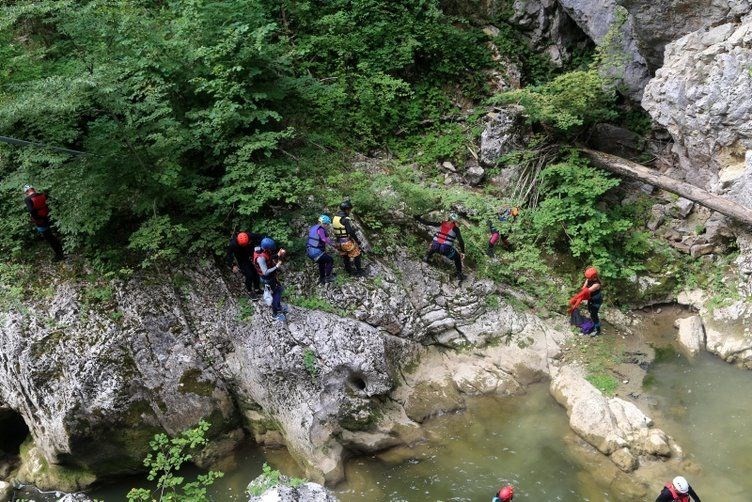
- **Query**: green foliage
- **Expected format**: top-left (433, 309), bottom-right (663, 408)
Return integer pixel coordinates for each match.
top-left (236, 297), bottom-right (255, 322)
top-left (247, 463), bottom-right (305, 497)
top-left (302, 348), bottom-right (318, 380)
top-left (530, 154), bottom-right (649, 279)
top-left (127, 420), bottom-right (223, 502)
top-left (495, 69), bottom-right (617, 133)
top-left (586, 373), bottom-right (618, 396)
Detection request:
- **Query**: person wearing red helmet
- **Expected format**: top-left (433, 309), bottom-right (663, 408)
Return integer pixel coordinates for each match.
top-left (582, 266), bottom-right (603, 336)
top-left (23, 185), bottom-right (64, 261)
top-left (492, 484), bottom-right (514, 502)
top-left (226, 230), bottom-right (263, 299)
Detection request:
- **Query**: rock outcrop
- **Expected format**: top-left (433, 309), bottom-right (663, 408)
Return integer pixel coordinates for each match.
top-left (550, 366), bottom-right (676, 473)
top-left (643, 13), bottom-right (752, 192)
top-left (676, 315), bottom-right (706, 357)
top-left (247, 475), bottom-right (337, 502)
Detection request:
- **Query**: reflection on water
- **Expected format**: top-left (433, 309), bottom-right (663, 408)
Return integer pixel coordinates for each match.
top-left (646, 349), bottom-right (752, 501)
top-left (335, 386), bottom-right (616, 501)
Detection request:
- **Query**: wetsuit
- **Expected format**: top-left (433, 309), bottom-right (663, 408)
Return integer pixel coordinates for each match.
top-left (306, 224), bottom-right (335, 284)
top-left (655, 484), bottom-right (701, 502)
top-left (226, 232), bottom-right (262, 295)
top-left (419, 217), bottom-right (465, 278)
top-left (24, 192), bottom-right (64, 260)
top-left (332, 210), bottom-right (363, 275)
top-left (585, 277), bottom-right (603, 334)
top-left (254, 248), bottom-right (284, 315)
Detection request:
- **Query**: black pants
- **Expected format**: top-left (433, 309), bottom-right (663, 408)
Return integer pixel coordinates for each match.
top-left (317, 253), bottom-right (334, 282)
top-left (588, 294), bottom-right (603, 328)
top-left (39, 228), bottom-right (64, 260)
top-left (426, 242), bottom-right (462, 274)
top-left (238, 261), bottom-right (261, 293)
top-left (342, 254), bottom-right (363, 274)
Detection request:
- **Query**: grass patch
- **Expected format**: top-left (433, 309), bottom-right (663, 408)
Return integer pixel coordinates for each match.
top-left (586, 373), bottom-right (618, 396)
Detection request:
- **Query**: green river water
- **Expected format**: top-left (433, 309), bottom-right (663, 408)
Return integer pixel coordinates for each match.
top-left (79, 311), bottom-right (752, 501)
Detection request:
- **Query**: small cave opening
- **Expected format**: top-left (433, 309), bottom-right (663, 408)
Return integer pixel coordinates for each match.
top-left (349, 375), bottom-right (367, 392)
top-left (0, 408), bottom-right (30, 456)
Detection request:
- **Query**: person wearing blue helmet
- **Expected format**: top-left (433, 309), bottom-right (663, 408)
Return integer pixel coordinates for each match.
top-left (253, 237), bottom-right (288, 322)
top-left (306, 214), bottom-right (336, 286)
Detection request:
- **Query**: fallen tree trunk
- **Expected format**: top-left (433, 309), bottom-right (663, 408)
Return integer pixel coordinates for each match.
top-left (580, 147), bottom-right (752, 228)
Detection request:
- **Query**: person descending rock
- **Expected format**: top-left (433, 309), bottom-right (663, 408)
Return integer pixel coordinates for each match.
top-left (655, 476), bottom-right (701, 502)
top-left (492, 484), bottom-right (514, 502)
top-left (253, 237), bottom-right (288, 322)
top-left (23, 185), bottom-right (64, 261)
top-left (418, 212), bottom-right (466, 282)
top-left (307, 214), bottom-right (336, 285)
top-left (333, 200), bottom-right (365, 276)
top-left (488, 207), bottom-right (519, 257)
top-left (582, 266), bottom-right (603, 336)
top-left (226, 230), bottom-right (263, 299)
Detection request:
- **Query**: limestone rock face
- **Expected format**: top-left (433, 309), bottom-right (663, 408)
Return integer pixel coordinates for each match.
top-left (509, 0), bottom-right (588, 65)
top-left (247, 476), bottom-right (337, 502)
top-left (556, 0), bottom-right (649, 100)
top-left (676, 315), bottom-right (706, 357)
top-left (643, 14), bottom-right (752, 191)
top-left (620, 0), bottom-right (752, 71)
top-left (550, 366), bottom-right (675, 472)
top-left (480, 106), bottom-right (527, 168)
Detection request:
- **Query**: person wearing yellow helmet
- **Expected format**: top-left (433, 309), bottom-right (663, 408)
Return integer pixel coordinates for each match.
top-left (488, 207), bottom-right (519, 257)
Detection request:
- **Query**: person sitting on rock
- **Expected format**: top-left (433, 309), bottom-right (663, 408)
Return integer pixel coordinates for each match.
top-left (655, 476), bottom-right (701, 502)
top-left (333, 200), bottom-right (365, 276)
top-left (23, 184), bottom-right (64, 261)
top-left (226, 230), bottom-right (263, 299)
top-left (492, 484), bottom-right (514, 502)
top-left (253, 237), bottom-right (289, 322)
top-left (307, 214), bottom-right (336, 285)
top-left (582, 266), bottom-right (603, 336)
top-left (417, 212), bottom-right (466, 282)
top-left (488, 206), bottom-right (519, 257)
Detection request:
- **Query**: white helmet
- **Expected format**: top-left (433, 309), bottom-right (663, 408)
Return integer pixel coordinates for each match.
top-left (672, 476), bottom-right (689, 494)
top-left (23, 184), bottom-right (33, 192)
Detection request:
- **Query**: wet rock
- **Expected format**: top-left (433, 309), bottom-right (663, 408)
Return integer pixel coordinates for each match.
top-left (0, 481), bottom-right (11, 502)
top-left (247, 476), bottom-right (338, 502)
top-left (479, 106), bottom-right (527, 167)
top-left (550, 366), bottom-right (675, 472)
top-left (642, 429), bottom-right (672, 457)
top-left (57, 494), bottom-right (95, 502)
top-left (402, 380), bottom-right (465, 423)
top-left (703, 305), bottom-right (752, 367)
top-left (676, 316), bottom-right (706, 357)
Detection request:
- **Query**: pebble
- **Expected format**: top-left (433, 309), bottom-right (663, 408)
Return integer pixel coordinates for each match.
top-left (622, 380), bottom-right (629, 384)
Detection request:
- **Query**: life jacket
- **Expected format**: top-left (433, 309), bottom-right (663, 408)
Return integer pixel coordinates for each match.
top-left (332, 214), bottom-right (350, 240)
top-left (432, 221), bottom-right (457, 247)
top-left (665, 483), bottom-right (690, 502)
top-left (307, 224), bottom-right (326, 250)
top-left (28, 193), bottom-right (50, 224)
top-left (252, 249), bottom-right (275, 277)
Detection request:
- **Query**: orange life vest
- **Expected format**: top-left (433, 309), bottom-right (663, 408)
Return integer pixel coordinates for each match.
top-left (252, 249), bottom-right (275, 277)
top-left (433, 221), bottom-right (458, 246)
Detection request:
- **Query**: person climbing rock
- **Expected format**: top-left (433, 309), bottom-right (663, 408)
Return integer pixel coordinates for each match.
top-left (417, 212), bottom-right (466, 282)
top-left (333, 200), bottom-right (365, 276)
top-left (492, 484), bottom-right (514, 502)
top-left (307, 214), bottom-right (336, 285)
top-left (226, 230), bottom-right (263, 299)
top-left (582, 266), bottom-right (603, 336)
top-left (253, 237), bottom-right (288, 322)
top-left (655, 476), bottom-right (701, 502)
top-left (23, 185), bottom-right (64, 261)
top-left (488, 207), bottom-right (519, 257)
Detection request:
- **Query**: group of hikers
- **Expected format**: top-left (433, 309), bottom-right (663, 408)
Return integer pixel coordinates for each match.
top-left (492, 475), bottom-right (700, 501)
top-left (24, 186), bottom-right (605, 330)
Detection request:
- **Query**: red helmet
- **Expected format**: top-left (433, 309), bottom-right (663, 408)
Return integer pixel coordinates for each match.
top-left (584, 266), bottom-right (598, 279)
top-left (498, 485), bottom-right (514, 501)
top-left (236, 232), bottom-right (250, 246)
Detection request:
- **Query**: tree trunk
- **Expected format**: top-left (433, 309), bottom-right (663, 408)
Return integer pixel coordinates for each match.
top-left (580, 148), bottom-right (752, 227)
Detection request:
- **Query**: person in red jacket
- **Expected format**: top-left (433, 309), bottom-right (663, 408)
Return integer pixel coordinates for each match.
top-left (23, 185), bottom-right (64, 261)
top-left (418, 212), bottom-right (466, 282)
top-left (492, 484), bottom-right (514, 501)
top-left (655, 476), bottom-right (701, 502)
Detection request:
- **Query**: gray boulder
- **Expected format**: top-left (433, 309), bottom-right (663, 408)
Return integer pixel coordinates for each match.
top-left (676, 315), bottom-right (706, 356)
top-left (247, 476), bottom-right (337, 502)
top-left (480, 106), bottom-right (527, 167)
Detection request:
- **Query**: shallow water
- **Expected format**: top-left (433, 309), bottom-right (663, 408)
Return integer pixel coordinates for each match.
top-left (82, 309), bottom-right (752, 501)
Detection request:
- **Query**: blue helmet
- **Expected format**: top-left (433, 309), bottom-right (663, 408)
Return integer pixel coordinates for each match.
top-left (318, 214), bottom-right (332, 225)
top-left (260, 237), bottom-right (276, 250)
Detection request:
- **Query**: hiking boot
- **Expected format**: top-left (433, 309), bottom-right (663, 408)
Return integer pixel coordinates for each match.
top-left (280, 304), bottom-right (290, 313)
top-left (273, 312), bottom-right (287, 323)
top-left (248, 290), bottom-right (260, 301)
top-left (456, 272), bottom-right (466, 283)
top-left (324, 274), bottom-right (336, 283)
